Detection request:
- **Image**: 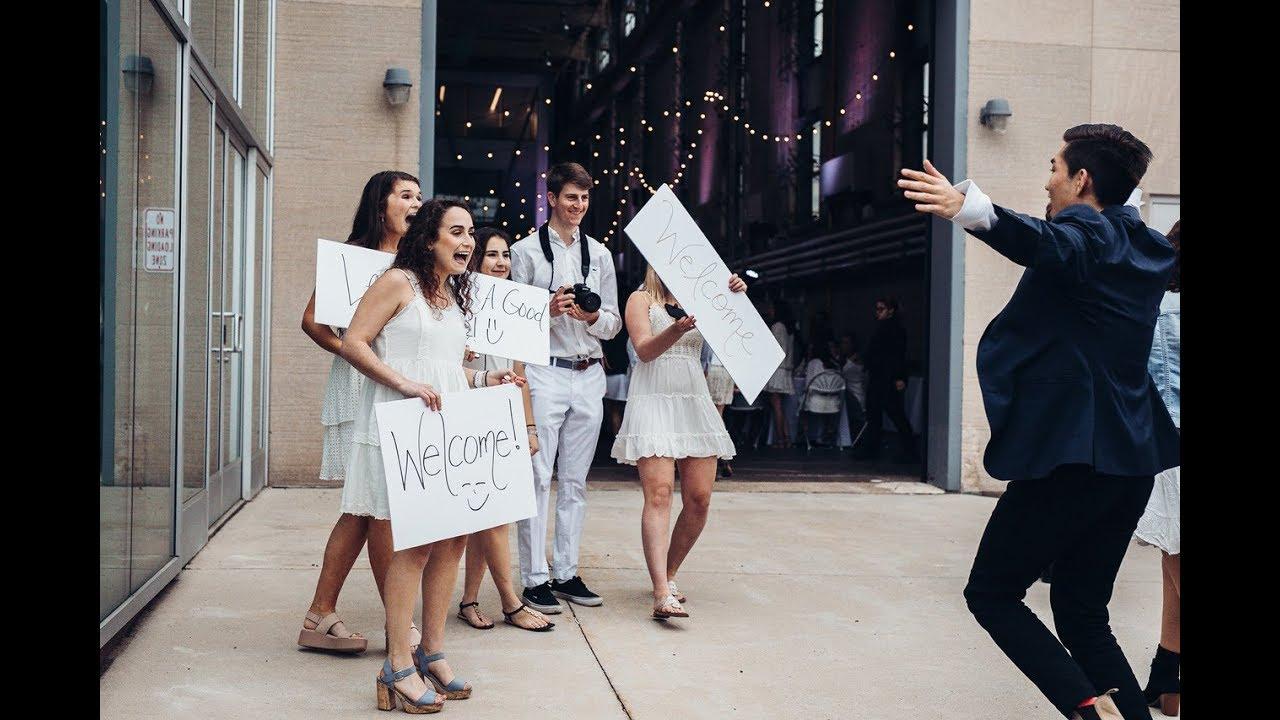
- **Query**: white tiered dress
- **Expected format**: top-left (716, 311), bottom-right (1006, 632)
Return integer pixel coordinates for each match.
top-left (319, 335), bottom-right (364, 480)
top-left (340, 270), bottom-right (471, 519)
top-left (610, 303), bottom-right (736, 465)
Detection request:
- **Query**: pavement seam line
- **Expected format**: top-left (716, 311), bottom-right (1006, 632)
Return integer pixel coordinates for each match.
top-left (567, 604), bottom-right (634, 720)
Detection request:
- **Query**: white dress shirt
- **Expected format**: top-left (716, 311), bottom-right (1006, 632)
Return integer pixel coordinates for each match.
top-left (510, 224), bottom-right (622, 359)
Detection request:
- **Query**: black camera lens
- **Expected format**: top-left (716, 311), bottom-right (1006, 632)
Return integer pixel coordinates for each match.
top-left (571, 283), bottom-right (602, 313)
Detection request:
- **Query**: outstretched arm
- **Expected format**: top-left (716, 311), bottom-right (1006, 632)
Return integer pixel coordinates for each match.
top-left (899, 160), bottom-right (1095, 281)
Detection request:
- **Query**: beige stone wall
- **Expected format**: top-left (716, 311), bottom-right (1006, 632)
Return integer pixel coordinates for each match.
top-left (268, 0), bottom-right (422, 487)
top-left (961, 0), bottom-right (1180, 493)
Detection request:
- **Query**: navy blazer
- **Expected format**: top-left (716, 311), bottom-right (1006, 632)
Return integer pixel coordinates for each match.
top-left (972, 203), bottom-right (1180, 481)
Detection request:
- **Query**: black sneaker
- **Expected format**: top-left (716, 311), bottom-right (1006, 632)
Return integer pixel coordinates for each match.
top-left (550, 576), bottom-right (603, 607)
top-left (521, 582), bottom-right (563, 614)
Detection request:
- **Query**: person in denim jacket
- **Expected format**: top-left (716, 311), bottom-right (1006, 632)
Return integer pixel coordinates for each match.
top-left (1134, 220), bottom-right (1181, 715)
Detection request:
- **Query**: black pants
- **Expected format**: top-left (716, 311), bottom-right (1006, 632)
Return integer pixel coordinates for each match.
top-left (963, 466), bottom-right (1156, 719)
top-left (860, 376), bottom-right (914, 456)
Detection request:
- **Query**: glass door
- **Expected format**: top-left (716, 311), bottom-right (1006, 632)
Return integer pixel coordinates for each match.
top-left (208, 120), bottom-right (248, 527)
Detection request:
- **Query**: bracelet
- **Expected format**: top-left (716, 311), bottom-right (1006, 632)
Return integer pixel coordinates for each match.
top-left (526, 423), bottom-right (537, 428)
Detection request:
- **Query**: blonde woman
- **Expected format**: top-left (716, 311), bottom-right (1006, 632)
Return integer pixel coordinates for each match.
top-left (610, 266), bottom-right (745, 619)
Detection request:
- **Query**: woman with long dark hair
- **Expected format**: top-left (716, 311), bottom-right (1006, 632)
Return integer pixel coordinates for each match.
top-left (341, 199), bottom-right (525, 711)
top-left (455, 228), bottom-right (554, 633)
top-left (297, 170), bottom-right (421, 655)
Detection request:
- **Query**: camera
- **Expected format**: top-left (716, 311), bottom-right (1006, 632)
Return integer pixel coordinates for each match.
top-left (564, 283), bottom-right (602, 313)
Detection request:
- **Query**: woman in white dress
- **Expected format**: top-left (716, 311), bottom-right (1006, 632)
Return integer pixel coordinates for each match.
top-left (1134, 220), bottom-right (1180, 716)
top-left (611, 265), bottom-right (746, 619)
top-left (455, 228), bottom-right (553, 633)
top-left (342, 199), bottom-right (525, 712)
top-left (296, 171), bottom-right (421, 655)
top-left (761, 300), bottom-right (796, 448)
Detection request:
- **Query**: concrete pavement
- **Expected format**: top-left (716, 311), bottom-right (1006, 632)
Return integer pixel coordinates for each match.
top-left (100, 484), bottom-right (1178, 719)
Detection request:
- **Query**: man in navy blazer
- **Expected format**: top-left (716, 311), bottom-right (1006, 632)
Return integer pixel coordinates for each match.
top-left (899, 124), bottom-right (1178, 720)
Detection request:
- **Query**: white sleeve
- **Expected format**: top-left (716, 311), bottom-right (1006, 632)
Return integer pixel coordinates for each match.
top-left (950, 179), bottom-right (998, 231)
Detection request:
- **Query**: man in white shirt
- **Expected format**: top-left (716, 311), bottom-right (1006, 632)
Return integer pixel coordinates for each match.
top-left (509, 162), bottom-right (621, 613)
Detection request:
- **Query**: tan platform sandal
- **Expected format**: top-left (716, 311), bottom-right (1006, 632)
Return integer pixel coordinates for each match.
top-left (297, 610), bottom-right (367, 653)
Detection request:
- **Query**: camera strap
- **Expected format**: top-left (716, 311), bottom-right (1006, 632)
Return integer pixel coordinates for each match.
top-left (538, 222), bottom-right (591, 294)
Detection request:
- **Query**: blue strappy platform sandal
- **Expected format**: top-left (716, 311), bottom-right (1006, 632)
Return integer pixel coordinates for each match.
top-left (376, 657), bottom-right (445, 714)
top-left (413, 646), bottom-right (472, 700)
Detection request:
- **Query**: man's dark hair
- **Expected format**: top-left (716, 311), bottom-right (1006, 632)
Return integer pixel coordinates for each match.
top-left (1165, 220), bottom-right (1180, 293)
top-left (1060, 124), bottom-right (1153, 206)
top-left (547, 162), bottom-right (593, 195)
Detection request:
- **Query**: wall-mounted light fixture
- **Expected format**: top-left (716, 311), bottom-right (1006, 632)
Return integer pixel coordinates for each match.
top-left (979, 98), bottom-right (1012, 133)
top-left (383, 68), bottom-right (413, 105)
top-left (123, 54), bottom-right (154, 95)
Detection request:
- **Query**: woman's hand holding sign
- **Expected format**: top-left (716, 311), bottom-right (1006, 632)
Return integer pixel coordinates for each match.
top-left (399, 380), bottom-right (443, 411)
top-left (485, 368), bottom-right (527, 388)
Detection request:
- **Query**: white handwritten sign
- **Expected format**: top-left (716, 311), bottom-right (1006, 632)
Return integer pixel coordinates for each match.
top-left (314, 239), bottom-right (394, 328)
top-left (623, 184), bottom-right (784, 404)
top-left (142, 208), bottom-right (176, 272)
top-left (374, 384), bottom-right (537, 551)
top-left (465, 274), bottom-right (551, 366)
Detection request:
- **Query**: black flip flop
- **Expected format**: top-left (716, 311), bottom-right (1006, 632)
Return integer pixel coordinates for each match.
top-left (456, 601), bottom-right (494, 630)
top-left (502, 603), bottom-right (555, 632)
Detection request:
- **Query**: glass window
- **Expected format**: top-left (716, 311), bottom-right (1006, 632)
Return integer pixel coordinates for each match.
top-left (104, 0), bottom-right (180, 614)
top-left (254, 167), bottom-right (269, 458)
top-left (183, 79), bottom-right (214, 505)
top-left (191, 0), bottom-right (237, 95)
top-left (242, 0), bottom-right (271, 141)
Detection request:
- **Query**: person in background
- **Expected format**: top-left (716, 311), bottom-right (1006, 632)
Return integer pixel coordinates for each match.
top-left (703, 344), bottom-right (736, 477)
top-left (838, 333), bottom-right (868, 447)
top-left (602, 327), bottom-right (632, 438)
top-left (854, 297), bottom-right (917, 462)
top-left (1133, 220), bottom-right (1180, 716)
top-left (801, 341), bottom-right (841, 447)
top-left (761, 299), bottom-right (797, 449)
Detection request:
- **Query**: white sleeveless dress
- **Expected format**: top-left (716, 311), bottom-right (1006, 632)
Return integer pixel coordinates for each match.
top-left (340, 271), bottom-right (471, 519)
top-left (610, 303), bottom-right (736, 465)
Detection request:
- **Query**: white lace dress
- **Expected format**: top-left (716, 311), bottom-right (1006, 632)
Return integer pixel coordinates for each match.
top-left (341, 271), bottom-right (471, 519)
top-left (610, 304), bottom-right (736, 465)
top-left (319, 335), bottom-right (364, 480)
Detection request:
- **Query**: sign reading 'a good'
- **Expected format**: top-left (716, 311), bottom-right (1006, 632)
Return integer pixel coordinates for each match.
top-left (623, 184), bottom-right (783, 404)
top-left (314, 239), bottom-right (393, 329)
top-left (374, 384), bottom-right (537, 551)
top-left (466, 273), bottom-right (551, 366)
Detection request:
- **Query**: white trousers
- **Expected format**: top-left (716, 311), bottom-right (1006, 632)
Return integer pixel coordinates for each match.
top-left (517, 362), bottom-right (606, 587)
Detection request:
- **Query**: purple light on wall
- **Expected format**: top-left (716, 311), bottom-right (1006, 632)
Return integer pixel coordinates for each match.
top-left (697, 119), bottom-right (718, 205)
top-left (837, 0), bottom-right (893, 132)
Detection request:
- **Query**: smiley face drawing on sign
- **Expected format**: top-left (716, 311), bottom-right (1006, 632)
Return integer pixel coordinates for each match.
top-left (439, 398), bottom-right (520, 512)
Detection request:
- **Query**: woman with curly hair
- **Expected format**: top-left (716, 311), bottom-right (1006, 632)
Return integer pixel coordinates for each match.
top-left (341, 199), bottom-right (525, 712)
